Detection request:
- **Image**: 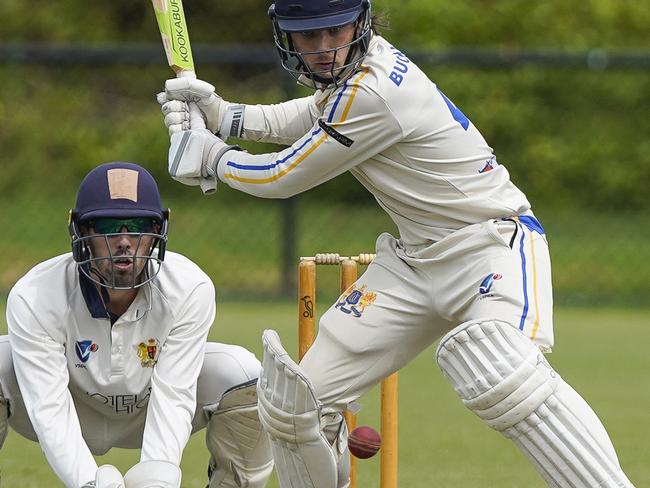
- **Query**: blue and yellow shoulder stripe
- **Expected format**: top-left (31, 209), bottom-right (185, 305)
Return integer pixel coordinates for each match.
top-left (222, 68), bottom-right (371, 185)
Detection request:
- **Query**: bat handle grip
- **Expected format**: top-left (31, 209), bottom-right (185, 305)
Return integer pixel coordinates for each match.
top-left (200, 178), bottom-right (217, 195)
top-left (187, 102), bottom-right (217, 194)
top-left (188, 101), bottom-right (206, 130)
top-left (174, 70), bottom-right (215, 194)
top-left (177, 69), bottom-right (197, 79)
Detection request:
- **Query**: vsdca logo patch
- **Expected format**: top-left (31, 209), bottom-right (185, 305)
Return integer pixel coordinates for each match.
top-left (479, 273), bottom-right (502, 295)
top-left (75, 340), bottom-right (99, 363)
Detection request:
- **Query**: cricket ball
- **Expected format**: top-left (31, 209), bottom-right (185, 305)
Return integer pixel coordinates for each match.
top-left (348, 426), bottom-right (382, 459)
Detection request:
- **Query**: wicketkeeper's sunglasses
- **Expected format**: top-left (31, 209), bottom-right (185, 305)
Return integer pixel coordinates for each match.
top-left (91, 217), bottom-right (159, 235)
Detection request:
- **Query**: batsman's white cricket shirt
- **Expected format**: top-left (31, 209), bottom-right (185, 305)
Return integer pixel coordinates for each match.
top-left (6, 251), bottom-right (214, 488)
top-left (217, 34), bottom-right (531, 245)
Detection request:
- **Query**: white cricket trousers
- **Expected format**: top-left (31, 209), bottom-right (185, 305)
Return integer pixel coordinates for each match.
top-left (300, 216), bottom-right (553, 411)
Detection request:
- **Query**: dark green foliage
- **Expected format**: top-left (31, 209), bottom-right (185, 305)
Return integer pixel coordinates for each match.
top-left (2, 1), bottom-right (648, 210)
top-left (1, 0), bottom-right (648, 305)
top-left (4, 1), bottom-right (650, 48)
top-left (2, 63), bottom-right (647, 211)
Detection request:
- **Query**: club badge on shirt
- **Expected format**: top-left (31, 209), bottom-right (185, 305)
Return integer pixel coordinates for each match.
top-left (75, 340), bottom-right (99, 366)
top-left (136, 338), bottom-right (160, 368)
top-left (336, 285), bottom-right (377, 318)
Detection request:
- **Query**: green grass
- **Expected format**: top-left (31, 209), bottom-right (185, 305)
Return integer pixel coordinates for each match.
top-left (1, 303), bottom-right (647, 487)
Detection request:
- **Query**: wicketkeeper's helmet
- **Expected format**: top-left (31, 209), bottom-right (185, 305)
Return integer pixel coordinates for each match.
top-left (69, 162), bottom-right (169, 290)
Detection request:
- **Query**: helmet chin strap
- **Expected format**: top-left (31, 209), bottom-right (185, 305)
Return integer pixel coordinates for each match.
top-left (84, 254), bottom-right (142, 291)
top-left (89, 265), bottom-right (108, 286)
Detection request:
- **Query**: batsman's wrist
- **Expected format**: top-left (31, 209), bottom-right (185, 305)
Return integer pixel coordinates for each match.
top-left (210, 144), bottom-right (241, 178)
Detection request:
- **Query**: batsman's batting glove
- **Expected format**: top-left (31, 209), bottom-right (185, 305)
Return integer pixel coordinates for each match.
top-left (168, 104), bottom-right (241, 194)
top-left (158, 77), bottom-right (229, 135)
top-left (123, 460), bottom-right (181, 488)
top-left (83, 464), bottom-right (125, 488)
top-left (157, 97), bottom-right (191, 137)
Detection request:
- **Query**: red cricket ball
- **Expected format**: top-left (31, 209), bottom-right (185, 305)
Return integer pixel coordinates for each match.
top-left (348, 425), bottom-right (382, 459)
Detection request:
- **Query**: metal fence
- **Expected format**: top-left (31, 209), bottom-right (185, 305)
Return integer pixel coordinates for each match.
top-left (3, 42), bottom-right (650, 69)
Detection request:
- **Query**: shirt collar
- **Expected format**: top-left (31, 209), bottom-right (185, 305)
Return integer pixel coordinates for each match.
top-left (78, 267), bottom-right (152, 323)
top-left (79, 267), bottom-right (111, 319)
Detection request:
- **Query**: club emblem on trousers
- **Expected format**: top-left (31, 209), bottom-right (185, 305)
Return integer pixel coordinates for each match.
top-left (336, 285), bottom-right (377, 317)
top-left (137, 338), bottom-right (160, 368)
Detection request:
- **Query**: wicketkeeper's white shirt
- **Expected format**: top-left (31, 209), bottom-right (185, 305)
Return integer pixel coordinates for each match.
top-left (6, 252), bottom-right (214, 488)
top-left (217, 34), bottom-right (531, 245)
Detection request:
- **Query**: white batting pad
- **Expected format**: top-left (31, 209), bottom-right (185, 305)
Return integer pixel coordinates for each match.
top-left (257, 329), bottom-right (339, 488)
top-left (206, 380), bottom-right (273, 488)
top-left (436, 320), bottom-right (634, 488)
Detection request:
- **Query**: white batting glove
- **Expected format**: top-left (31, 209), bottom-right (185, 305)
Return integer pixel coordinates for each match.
top-left (123, 460), bottom-right (181, 488)
top-left (93, 464), bottom-right (125, 488)
top-left (168, 104), bottom-right (240, 194)
top-left (158, 77), bottom-right (225, 134)
top-left (157, 97), bottom-right (190, 136)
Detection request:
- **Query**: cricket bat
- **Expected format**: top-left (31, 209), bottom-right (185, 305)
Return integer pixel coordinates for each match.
top-left (152, 0), bottom-right (217, 194)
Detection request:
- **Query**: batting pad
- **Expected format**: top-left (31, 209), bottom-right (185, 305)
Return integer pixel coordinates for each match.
top-left (205, 380), bottom-right (273, 488)
top-left (436, 320), bottom-right (634, 488)
top-left (257, 329), bottom-right (339, 488)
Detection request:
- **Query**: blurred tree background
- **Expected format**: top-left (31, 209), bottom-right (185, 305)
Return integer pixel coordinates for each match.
top-left (1, 0), bottom-right (648, 306)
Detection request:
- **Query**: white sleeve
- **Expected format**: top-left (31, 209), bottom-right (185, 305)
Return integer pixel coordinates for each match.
top-left (140, 280), bottom-right (215, 465)
top-left (241, 95), bottom-right (322, 145)
top-left (217, 71), bottom-right (404, 199)
top-left (6, 289), bottom-right (98, 488)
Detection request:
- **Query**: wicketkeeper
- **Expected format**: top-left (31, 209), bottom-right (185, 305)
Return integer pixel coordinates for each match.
top-left (0, 162), bottom-right (272, 488)
top-left (157, 0), bottom-right (636, 486)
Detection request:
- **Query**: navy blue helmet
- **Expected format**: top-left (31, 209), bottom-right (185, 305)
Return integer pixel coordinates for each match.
top-left (69, 162), bottom-right (169, 290)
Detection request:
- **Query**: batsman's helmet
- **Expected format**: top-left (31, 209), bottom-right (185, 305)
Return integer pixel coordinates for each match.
top-left (69, 162), bottom-right (169, 290)
top-left (268, 0), bottom-right (372, 87)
